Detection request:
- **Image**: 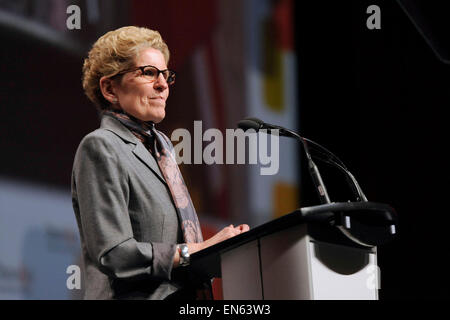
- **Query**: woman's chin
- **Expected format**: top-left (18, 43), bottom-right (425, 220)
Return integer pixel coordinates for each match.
top-left (148, 110), bottom-right (165, 123)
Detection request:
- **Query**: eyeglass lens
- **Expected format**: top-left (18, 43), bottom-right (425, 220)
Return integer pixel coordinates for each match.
top-left (142, 66), bottom-right (175, 84)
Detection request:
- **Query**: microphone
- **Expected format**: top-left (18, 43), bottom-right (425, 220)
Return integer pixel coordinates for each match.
top-left (238, 117), bottom-right (298, 138)
top-left (238, 118), bottom-right (331, 204)
top-left (238, 117), bottom-right (368, 203)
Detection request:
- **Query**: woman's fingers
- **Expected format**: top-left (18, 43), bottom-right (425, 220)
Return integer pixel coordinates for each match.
top-left (203, 223), bottom-right (251, 249)
top-left (236, 224), bottom-right (250, 232)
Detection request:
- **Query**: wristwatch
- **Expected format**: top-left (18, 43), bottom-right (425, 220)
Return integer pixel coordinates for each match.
top-left (177, 243), bottom-right (190, 267)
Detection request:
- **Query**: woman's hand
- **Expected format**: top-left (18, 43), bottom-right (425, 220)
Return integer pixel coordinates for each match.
top-left (202, 224), bottom-right (250, 250)
top-left (174, 224), bottom-right (250, 267)
top-left (189, 224), bottom-right (250, 253)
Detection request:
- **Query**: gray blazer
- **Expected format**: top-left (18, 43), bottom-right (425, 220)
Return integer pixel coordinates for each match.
top-left (71, 114), bottom-right (190, 299)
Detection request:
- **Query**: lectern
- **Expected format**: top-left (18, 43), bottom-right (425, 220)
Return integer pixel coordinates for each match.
top-left (189, 201), bottom-right (397, 300)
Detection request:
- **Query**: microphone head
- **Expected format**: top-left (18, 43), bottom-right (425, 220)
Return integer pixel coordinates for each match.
top-left (243, 117), bottom-right (264, 125)
top-left (237, 117), bottom-right (264, 131)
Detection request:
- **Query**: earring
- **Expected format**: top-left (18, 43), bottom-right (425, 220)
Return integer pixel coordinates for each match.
top-left (112, 98), bottom-right (118, 104)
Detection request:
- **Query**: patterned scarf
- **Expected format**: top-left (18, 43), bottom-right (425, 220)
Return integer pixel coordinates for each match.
top-left (104, 110), bottom-right (204, 244)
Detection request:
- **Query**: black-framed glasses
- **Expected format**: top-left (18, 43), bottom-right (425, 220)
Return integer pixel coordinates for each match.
top-left (115, 65), bottom-right (176, 85)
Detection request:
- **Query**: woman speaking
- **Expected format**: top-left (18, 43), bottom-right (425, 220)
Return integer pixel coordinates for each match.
top-left (71, 26), bottom-right (249, 299)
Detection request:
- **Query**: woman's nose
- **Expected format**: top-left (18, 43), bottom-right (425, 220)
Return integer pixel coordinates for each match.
top-left (154, 73), bottom-right (168, 90)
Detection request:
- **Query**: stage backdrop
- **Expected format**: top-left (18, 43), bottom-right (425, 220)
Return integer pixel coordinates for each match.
top-left (0, 0), bottom-right (299, 299)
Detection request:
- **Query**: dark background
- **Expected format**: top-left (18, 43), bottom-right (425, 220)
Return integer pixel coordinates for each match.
top-left (295, 0), bottom-right (450, 299)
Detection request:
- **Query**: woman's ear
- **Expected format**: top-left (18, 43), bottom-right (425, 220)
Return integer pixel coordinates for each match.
top-left (99, 76), bottom-right (118, 104)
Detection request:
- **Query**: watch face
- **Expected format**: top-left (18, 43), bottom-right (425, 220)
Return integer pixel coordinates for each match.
top-left (179, 244), bottom-right (190, 266)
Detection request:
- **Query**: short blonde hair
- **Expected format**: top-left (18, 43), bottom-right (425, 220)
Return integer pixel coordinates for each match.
top-left (82, 26), bottom-right (170, 110)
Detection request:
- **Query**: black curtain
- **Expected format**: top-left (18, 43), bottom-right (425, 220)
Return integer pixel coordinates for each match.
top-left (295, 0), bottom-right (450, 299)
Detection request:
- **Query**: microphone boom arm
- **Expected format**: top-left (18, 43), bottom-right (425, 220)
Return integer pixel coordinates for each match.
top-left (279, 126), bottom-right (368, 202)
top-left (267, 126), bottom-right (333, 204)
top-left (238, 117), bottom-right (368, 204)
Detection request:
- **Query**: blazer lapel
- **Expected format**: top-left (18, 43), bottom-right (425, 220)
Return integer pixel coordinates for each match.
top-left (100, 114), bottom-right (167, 186)
top-left (132, 142), bottom-right (167, 185)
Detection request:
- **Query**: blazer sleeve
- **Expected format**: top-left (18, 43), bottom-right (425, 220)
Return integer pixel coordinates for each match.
top-left (72, 132), bottom-right (176, 281)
